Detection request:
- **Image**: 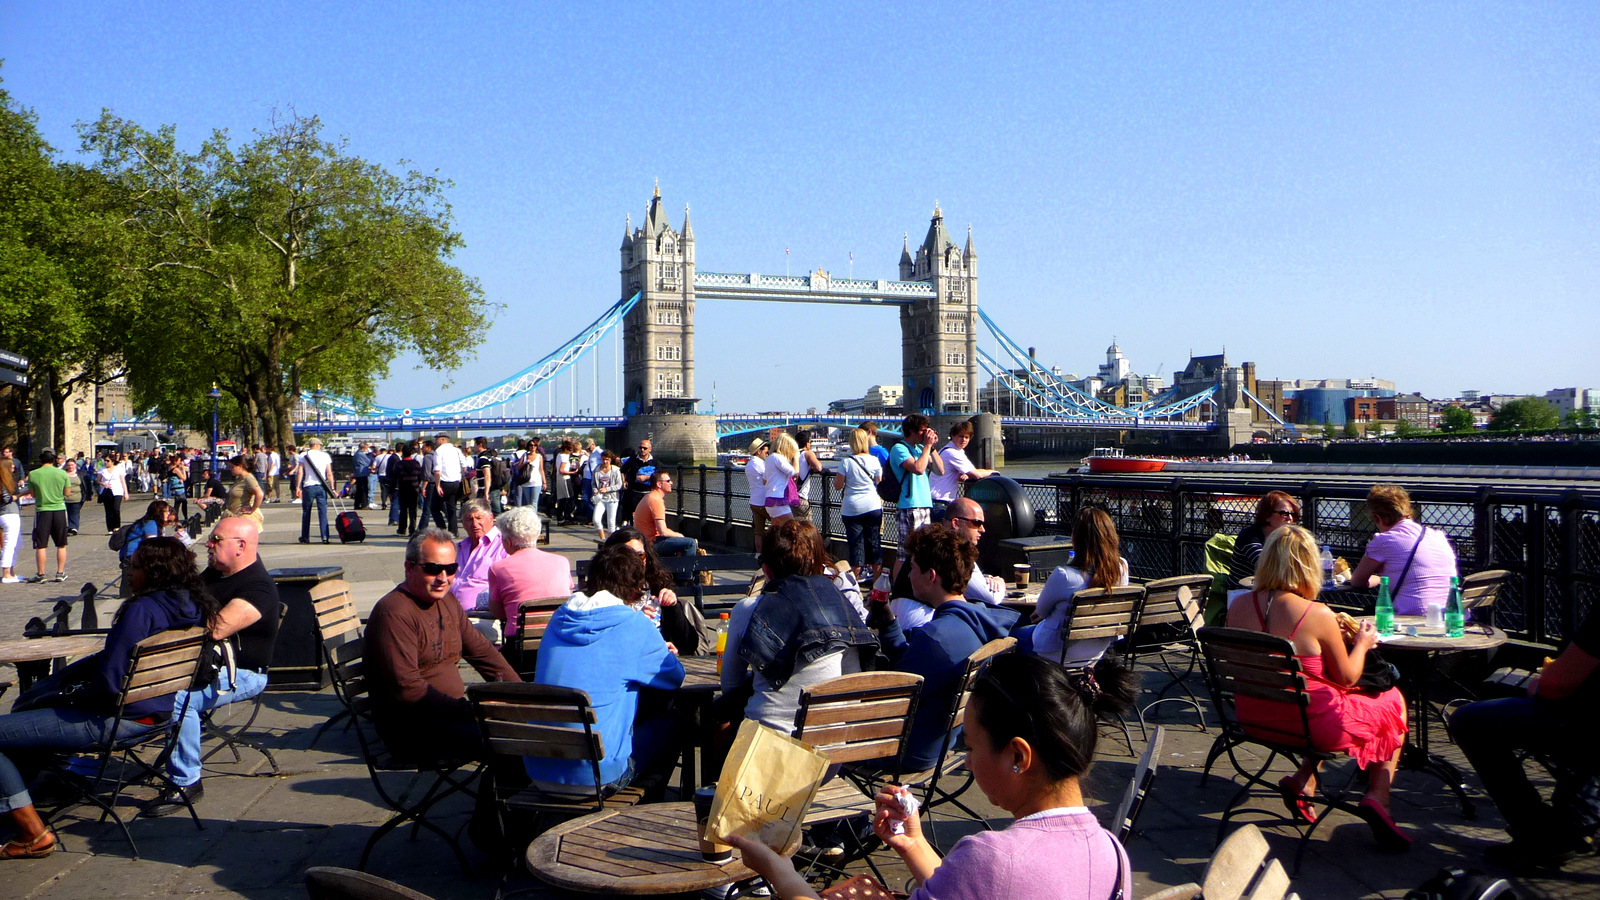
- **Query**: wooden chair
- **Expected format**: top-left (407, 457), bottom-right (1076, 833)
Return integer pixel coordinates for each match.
top-left (1126, 575), bottom-right (1214, 730)
top-left (892, 637), bottom-right (1015, 854)
top-left (1195, 627), bottom-right (1364, 873)
top-left (791, 672), bottom-right (924, 882)
top-left (324, 636), bottom-right (480, 876)
top-left (1144, 824), bottom-right (1301, 900)
top-left (1108, 725), bottom-right (1165, 843)
top-left (468, 682), bottom-right (658, 887)
top-left (1059, 584), bottom-right (1147, 750)
top-left (308, 580), bottom-right (361, 749)
top-left (1460, 569), bottom-right (1510, 627)
top-left (199, 601), bottom-right (289, 776)
top-left (40, 627), bottom-right (210, 858)
top-left (501, 596), bottom-right (567, 678)
top-left (305, 866), bottom-right (437, 900)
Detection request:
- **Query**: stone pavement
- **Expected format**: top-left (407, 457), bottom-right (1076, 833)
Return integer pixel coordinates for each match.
top-left (0, 498), bottom-right (1594, 899)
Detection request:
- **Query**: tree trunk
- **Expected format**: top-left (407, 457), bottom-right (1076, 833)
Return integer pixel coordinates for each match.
top-left (33, 369), bottom-right (57, 457)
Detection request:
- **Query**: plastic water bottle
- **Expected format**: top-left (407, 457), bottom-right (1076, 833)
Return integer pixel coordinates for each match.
top-left (1445, 576), bottom-right (1466, 638)
top-left (1320, 546), bottom-right (1335, 582)
top-left (1375, 576), bottom-right (1395, 637)
top-left (715, 612), bottom-right (730, 675)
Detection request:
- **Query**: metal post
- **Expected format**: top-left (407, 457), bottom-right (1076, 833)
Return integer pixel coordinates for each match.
top-left (1169, 478), bottom-right (1186, 578)
top-left (208, 383), bottom-right (221, 480)
top-left (698, 464), bottom-right (708, 532)
top-left (722, 464), bottom-right (734, 532)
top-left (1527, 501), bottom-right (1547, 644)
top-left (1559, 490), bottom-right (1582, 641)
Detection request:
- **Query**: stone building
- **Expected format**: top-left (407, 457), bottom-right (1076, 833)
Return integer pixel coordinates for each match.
top-left (898, 205), bottom-right (979, 415)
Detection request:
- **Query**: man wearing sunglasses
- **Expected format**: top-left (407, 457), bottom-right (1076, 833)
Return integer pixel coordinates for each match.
top-left (366, 528), bottom-right (521, 762)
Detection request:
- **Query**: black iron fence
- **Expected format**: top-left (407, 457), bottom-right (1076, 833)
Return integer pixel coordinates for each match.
top-left (663, 464), bottom-right (1600, 646)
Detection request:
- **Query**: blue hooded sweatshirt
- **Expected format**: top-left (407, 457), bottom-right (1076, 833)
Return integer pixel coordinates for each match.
top-left (880, 599), bottom-right (1021, 771)
top-left (526, 591), bottom-right (685, 787)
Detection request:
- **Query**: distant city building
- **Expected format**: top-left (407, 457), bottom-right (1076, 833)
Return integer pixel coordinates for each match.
top-left (1545, 387), bottom-right (1599, 418)
top-left (1096, 341), bottom-right (1131, 386)
top-left (864, 384), bottom-right (902, 416)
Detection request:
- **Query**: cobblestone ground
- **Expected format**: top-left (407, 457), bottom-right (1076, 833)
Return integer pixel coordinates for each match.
top-left (0, 498), bottom-right (1593, 899)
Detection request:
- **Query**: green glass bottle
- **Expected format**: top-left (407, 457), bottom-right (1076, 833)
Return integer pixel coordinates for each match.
top-left (1445, 575), bottom-right (1466, 638)
top-left (1375, 575), bottom-right (1395, 637)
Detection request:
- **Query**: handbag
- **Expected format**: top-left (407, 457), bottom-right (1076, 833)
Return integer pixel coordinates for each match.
top-left (1354, 646), bottom-right (1398, 693)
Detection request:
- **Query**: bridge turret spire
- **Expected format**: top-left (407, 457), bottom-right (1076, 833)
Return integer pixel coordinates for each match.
top-left (965, 224), bottom-right (976, 259)
top-left (682, 203), bottom-right (693, 241)
top-left (899, 233), bottom-right (913, 280)
top-left (621, 214), bottom-right (633, 250)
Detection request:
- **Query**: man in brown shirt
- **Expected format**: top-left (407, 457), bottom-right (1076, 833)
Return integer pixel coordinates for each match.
top-left (366, 527), bottom-right (520, 760)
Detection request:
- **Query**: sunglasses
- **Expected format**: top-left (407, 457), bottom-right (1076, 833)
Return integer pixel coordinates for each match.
top-left (951, 515), bottom-right (987, 530)
top-left (1270, 509), bottom-right (1297, 519)
top-left (416, 562), bottom-right (459, 576)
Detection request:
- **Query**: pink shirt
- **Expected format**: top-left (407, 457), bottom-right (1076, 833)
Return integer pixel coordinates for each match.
top-left (450, 527), bottom-right (507, 610)
top-left (1362, 518), bottom-right (1458, 616)
top-left (911, 809), bottom-right (1129, 900)
top-left (487, 547), bottom-right (575, 636)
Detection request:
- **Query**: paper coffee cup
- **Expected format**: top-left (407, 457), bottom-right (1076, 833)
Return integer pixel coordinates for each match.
top-left (1013, 564), bottom-right (1032, 586)
top-left (693, 784), bottom-right (733, 862)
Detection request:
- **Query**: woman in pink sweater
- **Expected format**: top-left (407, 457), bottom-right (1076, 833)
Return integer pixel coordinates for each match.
top-left (731, 653), bottom-right (1136, 900)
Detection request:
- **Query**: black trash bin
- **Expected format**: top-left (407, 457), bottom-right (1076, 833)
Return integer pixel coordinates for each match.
top-left (267, 565), bottom-right (345, 691)
top-left (965, 476), bottom-right (1038, 579)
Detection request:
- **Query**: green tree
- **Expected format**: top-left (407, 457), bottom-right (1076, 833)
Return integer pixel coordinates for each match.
top-left (81, 110), bottom-right (491, 448)
top-left (1489, 397), bottom-right (1560, 432)
top-left (1439, 405), bottom-right (1475, 433)
top-left (1342, 420), bottom-right (1360, 439)
top-left (1393, 418), bottom-right (1416, 437)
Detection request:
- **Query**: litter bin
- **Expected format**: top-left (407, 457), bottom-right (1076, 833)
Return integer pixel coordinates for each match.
top-left (993, 535), bottom-right (1074, 583)
top-left (267, 565), bottom-right (345, 691)
top-left (964, 476), bottom-right (1037, 579)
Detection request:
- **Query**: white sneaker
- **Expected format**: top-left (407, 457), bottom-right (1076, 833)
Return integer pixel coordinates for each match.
top-left (1, 576), bottom-right (19, 584)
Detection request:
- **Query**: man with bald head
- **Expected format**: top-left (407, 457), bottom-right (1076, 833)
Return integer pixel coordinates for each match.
top-left (888, 497), bottom-right (1008, 630)
top-left (147, 515), bottom-right (282, 815)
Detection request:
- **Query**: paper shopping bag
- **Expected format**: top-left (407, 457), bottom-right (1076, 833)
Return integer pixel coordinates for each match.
top-left (708, 719), bottom-right (831, 855)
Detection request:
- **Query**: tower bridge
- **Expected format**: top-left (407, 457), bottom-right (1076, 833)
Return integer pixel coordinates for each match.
top-left (284, 186), bottom-right (1283, 462)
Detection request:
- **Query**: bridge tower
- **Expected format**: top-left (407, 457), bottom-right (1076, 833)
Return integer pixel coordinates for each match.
top-left (620, 184), bottom-right (696, 416)
top-left (899, 204), bottom-right (979, 417)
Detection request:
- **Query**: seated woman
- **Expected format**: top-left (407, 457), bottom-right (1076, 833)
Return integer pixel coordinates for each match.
top-left (486, 507), bottom-right (573, 640)
top-left (1348, 483), bottom-right (1458, 616)
top-left (0, 537), bottom-right (219, 859)
top-left (525, 544), bottom-right (684, 795)
top-left (719, 518), bottom-right (877, 733)
top-left (730, 653), bottom-right (1134, 899)
top-left (1225, 524), bottom-right (1410, 850)
top-left (1015, 507), bottom-right (1129, 666)
top-left (1227, 491), bottom-right (1300, 590)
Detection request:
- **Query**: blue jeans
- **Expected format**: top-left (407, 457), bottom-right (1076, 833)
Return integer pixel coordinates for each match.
top-left (522, 485), bottom-right (541, 512)
top-left (1451, 696), bottom-right (1600, 841)
top-left (169, 667), bottom-right (269, 787)
top-left (367, 475), bottom-right (380, 506)
top-left (654, 536), bottom-right (698, 558)
top-left (842, 510), bottom-right (883, 570)
top-left (301, 484), bottom-right (329, 541)
top-left (0, 708), bottom-right (156, 813)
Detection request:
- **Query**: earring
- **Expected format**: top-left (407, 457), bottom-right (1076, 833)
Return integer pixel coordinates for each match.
top-left (1011, 764), bottom-right (1021, 773)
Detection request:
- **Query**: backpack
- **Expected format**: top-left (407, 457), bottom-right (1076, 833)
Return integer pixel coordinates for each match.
top-left (108, 521), bottom-right (139, 553)
top-left (876, 444), bottom-right (908, 505)
top-left (490, 456), bottom-right (509, 490)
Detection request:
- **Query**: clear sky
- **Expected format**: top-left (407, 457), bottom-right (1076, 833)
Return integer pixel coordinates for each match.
top-left (3, 2), bottom-right (1596, 415)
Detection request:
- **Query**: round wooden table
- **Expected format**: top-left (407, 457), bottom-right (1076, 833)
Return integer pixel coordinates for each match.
top-left (1363, 614), bottom-right (1507, 817)
top-left (525, 801), bottom-right (754, 895)
top-left (0, 635), bottom-right (105, 664)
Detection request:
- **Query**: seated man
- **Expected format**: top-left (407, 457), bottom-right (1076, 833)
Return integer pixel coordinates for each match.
top-left (146, 515), bottom-right (282, 816)
top-left (526, 544), bottom-right (684, 794)
top-left (366, 528), bottom-right (521, 761)
top-left (874, 523), bottom-right (1019, 772)
top-left (632, 470), bottom-right (697, 558)
top-left (888, 497), bottom-right (1008, 630)
top-left (1451, 608), bottom-right (1600, 869)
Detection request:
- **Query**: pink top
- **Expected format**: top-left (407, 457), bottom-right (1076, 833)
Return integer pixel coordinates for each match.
top-left (1362, 519), bottom-right (1457, 616)
top-left (487, 547), bottom-right (574, 636)
top-left (450, 527), bottom-right (507, 610)
top-left (910, 809), bottom-right (1129, 900)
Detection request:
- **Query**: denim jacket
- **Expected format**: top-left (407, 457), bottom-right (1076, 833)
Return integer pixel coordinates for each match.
top-left (742, 574), bottom-right (878, 690)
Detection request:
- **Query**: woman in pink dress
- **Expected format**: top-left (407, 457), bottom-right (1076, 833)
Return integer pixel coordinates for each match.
top-left (1226, 524), bottom-right (1411, 850)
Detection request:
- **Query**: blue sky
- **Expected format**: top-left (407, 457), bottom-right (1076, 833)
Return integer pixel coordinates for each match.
top-left (3, 2), bottom-right (1595, 414)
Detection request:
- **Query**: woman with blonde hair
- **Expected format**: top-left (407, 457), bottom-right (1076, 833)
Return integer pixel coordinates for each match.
top-left (1348, 483), bottom-right (1457, 616)
top-left (1226, 524), bottom-right (1411, 850)
top-left (762, 433), bottom-right (800, 523)
top-left (832, 427), bottom-right (884, 580)
top-left (1019, 507), bottom-right (1129, 666)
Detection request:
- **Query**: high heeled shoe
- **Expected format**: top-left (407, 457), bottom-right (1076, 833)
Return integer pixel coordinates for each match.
top-left (1357, 796), bottom-right (1412, 851)
top-left (1277, 776), bottom-right (1317, 824)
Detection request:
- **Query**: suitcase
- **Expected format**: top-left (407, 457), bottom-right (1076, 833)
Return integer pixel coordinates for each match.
top-left (336, 509), bottom-right (366, 543)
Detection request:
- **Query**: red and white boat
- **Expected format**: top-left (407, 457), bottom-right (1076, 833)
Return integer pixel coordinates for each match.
top-left (1086, 447), bottom-right (1170, 474)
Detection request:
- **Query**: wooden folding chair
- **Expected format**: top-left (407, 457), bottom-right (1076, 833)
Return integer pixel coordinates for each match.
top-left (1460, 569), bottom-right (1510, 627)
top-left (199, 601), bottom-right (288, 775)
top-left (502, 596), bottom-right (567, 679)
top-left (1196, 627), bottom-right (1364, 873)
top-left (305, 866), bottom-right (438, 900)
top-left (1059, 584), bottom-right (1147, 751)
top-left (1126, 576), bottom-right (1214, 730)
top-left (1144, 824), bottom-right (1302, 900)
top-left (792, 672), bottom-right (923, 883)
top-left (40, 627), bottom-right (209, 858)
top-left (309, 580), bottom-right (361, 749)
top-left (1109, 725), bottom-right (1165, 843)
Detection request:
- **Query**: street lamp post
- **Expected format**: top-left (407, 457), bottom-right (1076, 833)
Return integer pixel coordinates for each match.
top-left (209, 383), bottom-right (221, 480)
top-left (313, 386), bottom-right (325, 441)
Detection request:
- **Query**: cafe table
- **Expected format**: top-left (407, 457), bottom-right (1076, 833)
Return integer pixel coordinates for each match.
top-left (525, 801), bottom-right (754, 895)
top-left (0, 635), bottom-right (106, 691)
top-left (1363, 614), bottom-right (1507, 817)
top-left (1000, 583), bottom-right (1044, 618)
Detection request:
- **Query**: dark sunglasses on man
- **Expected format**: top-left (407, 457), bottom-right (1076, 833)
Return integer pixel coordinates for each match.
top-left (416, 561), bottom-right (459, 576)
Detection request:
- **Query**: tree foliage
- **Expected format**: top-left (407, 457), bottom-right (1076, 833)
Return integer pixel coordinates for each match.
top-left (1341, 420), bottom-right (1360, 439)
top-left (1393, 418), bottom-right (1416, 437)
top-left (1489, 397), bottom-right (1560, 432)
top-left (1438, 405), bottom-right (1475, 433)
top-left (80, 110), bottom-right (491, 447)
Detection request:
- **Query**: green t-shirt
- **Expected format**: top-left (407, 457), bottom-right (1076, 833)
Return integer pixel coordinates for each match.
top-left (28, 465), bottom-right (70, 512)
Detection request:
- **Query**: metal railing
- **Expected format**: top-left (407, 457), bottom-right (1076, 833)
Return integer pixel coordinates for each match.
top-left (663, 465), bottom-right (1600, 646)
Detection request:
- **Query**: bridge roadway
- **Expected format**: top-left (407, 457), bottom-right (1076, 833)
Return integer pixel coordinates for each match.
top-left (1044, 464), bottom-right (1600, 498)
